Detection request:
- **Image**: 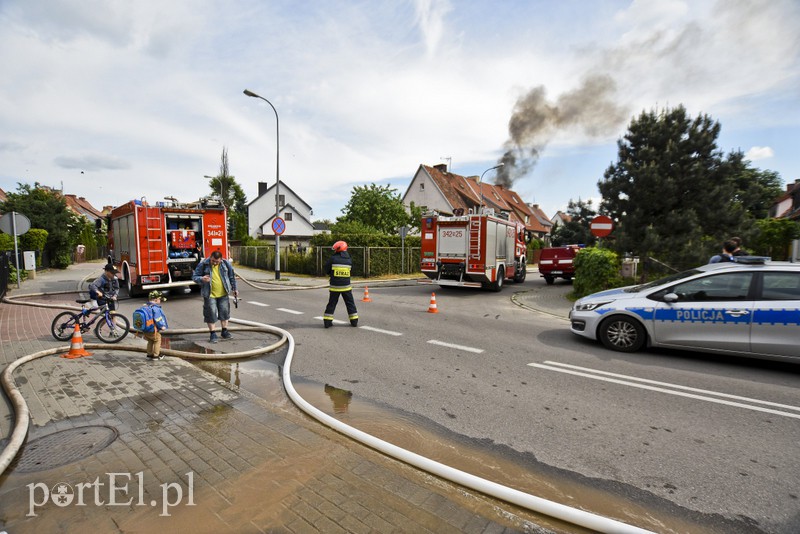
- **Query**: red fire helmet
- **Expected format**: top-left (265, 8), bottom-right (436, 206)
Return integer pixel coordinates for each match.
top-left (332, 240), bottom-right (348, 252)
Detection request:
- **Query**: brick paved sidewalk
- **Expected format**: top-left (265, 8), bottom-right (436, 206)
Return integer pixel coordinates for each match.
top-left (0, 265), bottom-right (555, 533)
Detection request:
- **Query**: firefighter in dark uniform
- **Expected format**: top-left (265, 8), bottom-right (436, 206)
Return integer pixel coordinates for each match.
top-left (323, 241), bottom-right (358, 328)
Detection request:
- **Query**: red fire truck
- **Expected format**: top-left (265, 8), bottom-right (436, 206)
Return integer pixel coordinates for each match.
top-left (107, 198), bottom-right (227, 296)
top-left (420, 210), bottom-right (527, 291)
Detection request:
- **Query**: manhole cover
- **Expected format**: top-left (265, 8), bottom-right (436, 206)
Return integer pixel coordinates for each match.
top-left (10, 425), bottom-right (118, 473)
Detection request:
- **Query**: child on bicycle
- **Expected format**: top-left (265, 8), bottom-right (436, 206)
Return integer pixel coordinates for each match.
top-left (139, 291), bottom-right (169, 360)
top-left (89, 264), bottom-right (120, 311)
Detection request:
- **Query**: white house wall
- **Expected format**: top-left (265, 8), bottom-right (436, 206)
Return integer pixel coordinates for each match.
top-left (402, 169), bottom-right (451, 214)
top-left (248, 183), bottom-right (314, 238)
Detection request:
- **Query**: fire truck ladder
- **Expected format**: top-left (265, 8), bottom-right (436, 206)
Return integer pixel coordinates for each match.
top-left (144, 208), bottom-right (165, 274)
top-left (469, 216), bottom-right (482, 260)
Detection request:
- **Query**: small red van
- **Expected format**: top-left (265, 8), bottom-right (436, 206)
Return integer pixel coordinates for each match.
top-left (538, 246), bottom-right (581, 284)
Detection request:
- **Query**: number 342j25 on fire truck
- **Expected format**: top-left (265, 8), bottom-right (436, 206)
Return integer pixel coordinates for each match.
top-left (106, 197), bottom-right (228, 297)
top-left (420, 210), bottom-right (527, 291)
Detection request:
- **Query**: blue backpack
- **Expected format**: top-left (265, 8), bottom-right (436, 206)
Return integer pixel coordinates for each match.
top-left (132, 306), bottom-right (155, 333)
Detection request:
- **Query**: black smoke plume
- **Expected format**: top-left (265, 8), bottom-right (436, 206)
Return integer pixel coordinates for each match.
top-left (495, 74), bottom-right (628, 188)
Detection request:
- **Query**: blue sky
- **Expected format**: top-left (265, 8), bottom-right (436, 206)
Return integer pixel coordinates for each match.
top-left (1, 0), bottom-right (798, 222)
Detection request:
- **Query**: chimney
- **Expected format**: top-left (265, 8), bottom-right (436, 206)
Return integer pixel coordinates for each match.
top-left (258, 182), bottom-right (268, 196)
top-left (433, 163), bottom-right (448, 173)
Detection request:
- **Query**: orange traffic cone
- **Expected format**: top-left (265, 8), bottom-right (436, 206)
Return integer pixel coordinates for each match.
top-left (361, 286), bottom-right (372, 302)
top-left (61, 324), bottom-right (91, 359)
top-left (427, 292), bottom-right (439, 313)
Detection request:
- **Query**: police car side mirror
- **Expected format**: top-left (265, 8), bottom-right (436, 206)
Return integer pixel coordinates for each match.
top-left (663, 293), bottom-right (679, 303)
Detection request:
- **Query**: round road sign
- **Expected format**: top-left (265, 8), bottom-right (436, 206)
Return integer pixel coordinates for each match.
top-left (0, 212), bottom-right (31, 236)
top-left (272, 217), bottom-right (286, 235)
top-left (590, 215), bottom-right (614, 237)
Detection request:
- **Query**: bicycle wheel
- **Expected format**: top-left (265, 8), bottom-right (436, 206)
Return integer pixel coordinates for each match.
top-left (51, 311), bottom-right (80, 341)
top-left (94, 313), bottom-right (130, 343)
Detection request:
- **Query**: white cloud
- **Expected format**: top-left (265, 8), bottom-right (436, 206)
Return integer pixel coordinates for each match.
top-left (745, 146), bottom-right (774, 161)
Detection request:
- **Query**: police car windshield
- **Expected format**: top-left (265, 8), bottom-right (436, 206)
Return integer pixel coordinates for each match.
top-left (625, 269), bottom-right (703, 293)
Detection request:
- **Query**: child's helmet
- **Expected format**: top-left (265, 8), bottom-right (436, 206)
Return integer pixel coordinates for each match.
top-left (332, 241), bottom-right (348, 252)
top-left (148, 290), bottom-right (166, 302)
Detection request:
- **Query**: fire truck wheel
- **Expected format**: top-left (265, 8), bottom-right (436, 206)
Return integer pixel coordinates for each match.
top-left (124, 267), bottom-right (143, 297)
top-left (490, 267), bottom-right (505, 292)
top-left (514, 263), bottom-right (527, 283)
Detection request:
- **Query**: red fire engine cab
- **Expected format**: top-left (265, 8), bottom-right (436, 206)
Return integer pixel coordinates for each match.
top-left (420, 209), bottom-right (527, 291)
top-left (107, 198), bottom-right (228, 296)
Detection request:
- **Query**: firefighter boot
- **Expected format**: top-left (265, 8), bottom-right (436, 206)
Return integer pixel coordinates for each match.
top-left (350, 319), bottom-right (358, 327)
top-left (324, 320), bottom-right (333, 329)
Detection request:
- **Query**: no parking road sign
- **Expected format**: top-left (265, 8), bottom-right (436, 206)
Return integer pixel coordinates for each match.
top-left (272, 217), bottom-right (286, 235)
top-left (590, 215), bottom-right (614, 237)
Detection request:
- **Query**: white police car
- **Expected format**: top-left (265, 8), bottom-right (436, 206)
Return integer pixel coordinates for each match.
top-left (569, 258), bottom-right (800, 361)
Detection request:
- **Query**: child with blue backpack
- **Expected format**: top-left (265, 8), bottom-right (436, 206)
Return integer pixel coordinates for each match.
top-left (133, 291), bottom-right (169, 360)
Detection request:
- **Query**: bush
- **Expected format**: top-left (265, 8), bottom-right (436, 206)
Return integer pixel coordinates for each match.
top-left (573, 247), bottom-right (622, 298)
top-left (9, 265), bottom-right (28, 284)
top-left (53, 252), bottom-right (71, 269)
top-left (0, 233), bottom-right (13, 251)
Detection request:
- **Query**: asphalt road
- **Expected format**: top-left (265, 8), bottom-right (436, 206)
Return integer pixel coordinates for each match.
top-left (150, 276), bottom-right (800, 534)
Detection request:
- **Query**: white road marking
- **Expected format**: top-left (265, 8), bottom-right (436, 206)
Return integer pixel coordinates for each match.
top-left (530, 361), bottom-right (800, 420)
top-left (277, 308), bottom-right (304, 315)
top-left (360, 326), bottom-right (403, 336)
top-left (247, 301), bottom-right (270, 307)
top-left (428, 340), bottom-right (484, 354)
top-left (313, 316), bottom-right (347, 324)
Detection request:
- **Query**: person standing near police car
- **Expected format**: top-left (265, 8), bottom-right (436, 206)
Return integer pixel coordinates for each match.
top-left (192, 250), bottom-right (238, 343)
top-left (89, 263), bottom-right (120, 311)
top-left (323, 241), bottom-right (358, 328)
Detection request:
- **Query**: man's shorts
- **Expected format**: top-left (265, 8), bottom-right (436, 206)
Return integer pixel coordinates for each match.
top-left (203, 296), bottom-right (230, 324)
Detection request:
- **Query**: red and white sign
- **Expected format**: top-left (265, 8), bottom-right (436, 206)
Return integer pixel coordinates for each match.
top-left (590, 215), bottom-right (614, 237)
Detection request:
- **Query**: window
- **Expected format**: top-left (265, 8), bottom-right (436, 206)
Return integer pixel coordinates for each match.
top-left (761, 272), bottom-right (800, 300)
top-left (278, 194), bottom-right (285, 207)
top-left (419, 182), bottom-right (425, 191)
top-left (284, 212), bottom-right (293, 221)
top-left (665, 273), bottom-right (754, 302)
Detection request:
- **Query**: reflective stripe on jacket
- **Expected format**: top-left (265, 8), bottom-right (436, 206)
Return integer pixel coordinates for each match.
top-left (325, 251), bottom-right (352, 291)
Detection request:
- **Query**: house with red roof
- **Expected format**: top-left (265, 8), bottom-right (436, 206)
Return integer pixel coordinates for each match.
top-left (770, 179), bottom-right (800, 221)
top-left (402, 164), bottom-right (551, 241)
top-left (63, 194), bottom-right (104, 223)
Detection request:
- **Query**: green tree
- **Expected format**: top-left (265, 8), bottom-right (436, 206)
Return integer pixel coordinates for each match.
top-left (726, 152), bottom-right (784, 219)
top-left (598, 105), bottom-right (778, 267)
top-left (207, 147), bottom-right (248, 240)
top-left (551, 198), bottom-right (597, 246)
top-left (751, 218), bottom-right (800, 260)
top-left (0, 183), bottom-right (84, 267)
top-left (339, 183), bottom-right (413, 234)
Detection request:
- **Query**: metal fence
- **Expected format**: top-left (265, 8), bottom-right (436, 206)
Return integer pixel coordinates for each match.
top-left (0, 251), bottom-right (10, 299)
top-left (231, 245), bottom-right (421, 278)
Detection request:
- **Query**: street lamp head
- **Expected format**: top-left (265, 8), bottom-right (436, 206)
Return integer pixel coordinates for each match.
top-left (243, 89), bottom-right (260, 98)
top-left (478, 163), bottom-right (505, 213)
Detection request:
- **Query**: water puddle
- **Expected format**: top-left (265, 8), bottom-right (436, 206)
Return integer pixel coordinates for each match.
top-left (191, 353), bottom-right (285, 405)
top-left (293, 381), bottom-right (727, 534)
top-left (193, 359), bottom-right (727, 533)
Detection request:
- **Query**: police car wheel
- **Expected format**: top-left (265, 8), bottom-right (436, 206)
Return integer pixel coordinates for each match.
top-left (599, 316), bottom-right (646, 352)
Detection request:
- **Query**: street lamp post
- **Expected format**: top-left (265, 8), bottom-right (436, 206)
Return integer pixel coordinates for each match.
top-left (478, 163), bottom-right (504, 213)
top-left (244, 88), bottom-right (282, 280)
